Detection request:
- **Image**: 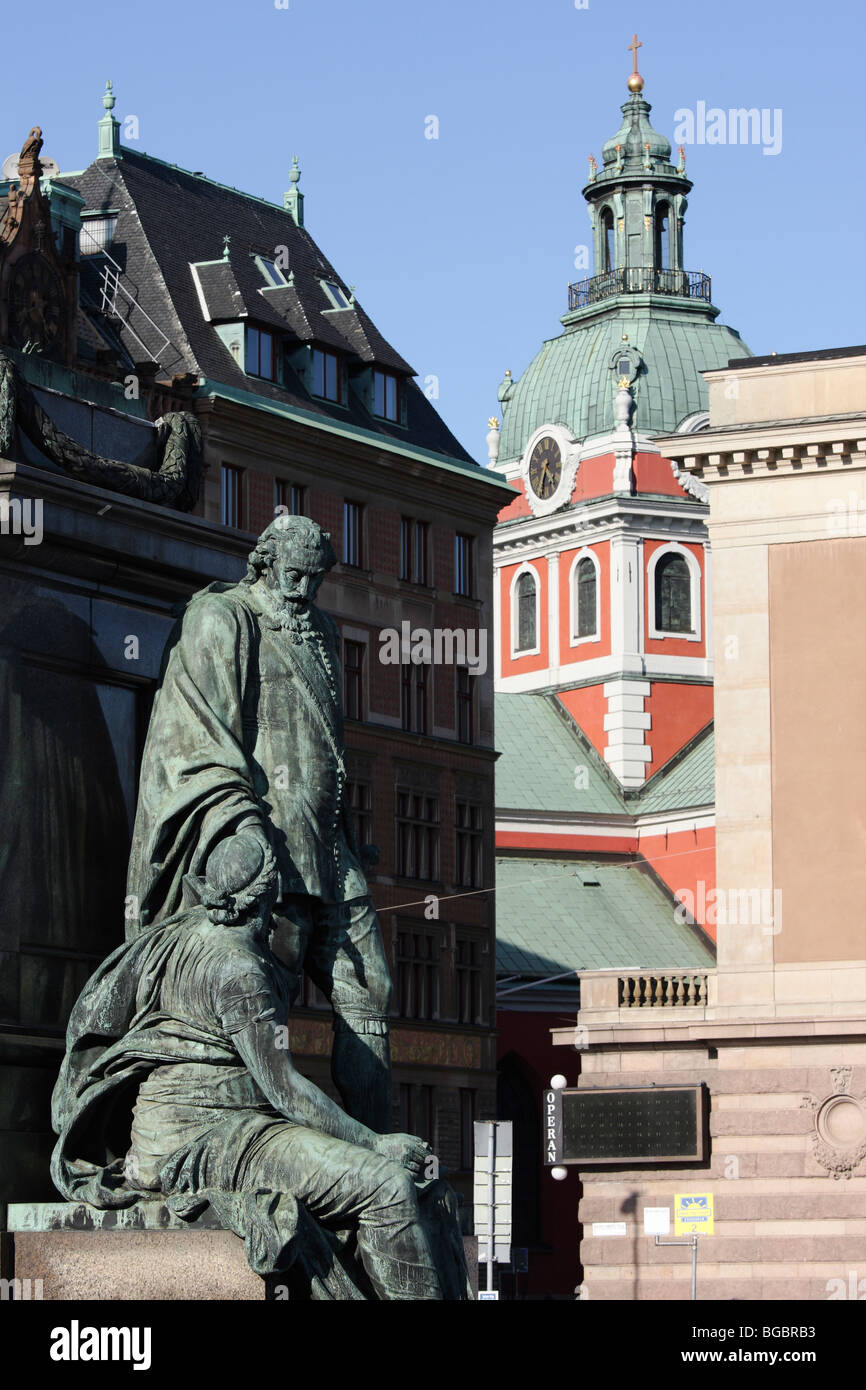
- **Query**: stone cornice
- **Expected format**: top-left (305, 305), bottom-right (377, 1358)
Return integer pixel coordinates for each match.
top-left (659, 417), bottom-right (866, 483)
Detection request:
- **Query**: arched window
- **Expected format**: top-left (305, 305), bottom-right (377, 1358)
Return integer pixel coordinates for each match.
top-left (515, 571), bottom-right (537, 651)
top-left (575, 556), bottom-right (598, 638)
top-left (655, 552), bottom-right (692, 633)
top-left (655, 202), bottom-right (671, 270)
top-left (600, 207), bottom-right (615, 272)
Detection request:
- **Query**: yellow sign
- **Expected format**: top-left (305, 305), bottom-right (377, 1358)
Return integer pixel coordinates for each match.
top-left (674, 1192), bottom-right (714, 1235)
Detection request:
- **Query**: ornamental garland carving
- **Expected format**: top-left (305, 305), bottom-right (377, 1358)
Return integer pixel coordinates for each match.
top-left (0, 349), bottom-right (203, 511)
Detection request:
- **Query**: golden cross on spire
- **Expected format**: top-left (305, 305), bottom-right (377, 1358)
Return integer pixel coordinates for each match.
top-left (628, 33), bottom-right (642, 74)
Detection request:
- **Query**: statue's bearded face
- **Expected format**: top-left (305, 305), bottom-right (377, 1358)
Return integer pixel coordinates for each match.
top-left (270, 548), bottom-right (326, 604)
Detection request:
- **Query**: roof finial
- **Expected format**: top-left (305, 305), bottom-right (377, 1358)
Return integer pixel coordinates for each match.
top-left (284, 155), bottom-right (304, 227)
top-left (627, 33), bottom-right (644, 94)
top-left (97, 78), bottom-right (121, 160)
top-left (222, 233), bottom-right (231, 261)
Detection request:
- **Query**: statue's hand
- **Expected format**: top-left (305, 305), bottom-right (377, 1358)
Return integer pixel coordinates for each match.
top-left (373, 1132), bottom-right (431, 1177)
top-left (359, 842), bottom-right (380, 873)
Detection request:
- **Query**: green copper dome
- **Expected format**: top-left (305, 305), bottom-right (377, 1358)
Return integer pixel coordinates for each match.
top-left (498, 301), bottom-right (751, 463)
top-left (496, 67), bottom-right (752, 465)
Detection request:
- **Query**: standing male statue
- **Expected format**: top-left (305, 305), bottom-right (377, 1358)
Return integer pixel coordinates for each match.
top-left (126, 515), bottom-right (392, 1132)
top-left (51, 514), bottom-right (471, 1297)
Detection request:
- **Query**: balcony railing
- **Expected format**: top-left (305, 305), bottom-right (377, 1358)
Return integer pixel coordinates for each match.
top-left (568, 267), bottom-right (711, 311)
top-left (618, 971), bottom-right (709, 1009)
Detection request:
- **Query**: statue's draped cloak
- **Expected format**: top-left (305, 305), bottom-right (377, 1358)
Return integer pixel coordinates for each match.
top-left (50, 913), bottom-right (469, 1297)
top-left (126, 583), bottom-right (366, 937)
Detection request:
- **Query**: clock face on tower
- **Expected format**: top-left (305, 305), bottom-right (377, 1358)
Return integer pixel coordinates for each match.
top-left (528, 435), bottom-right (562, 500)
top-left (8, 252), bottom-right (65, 353)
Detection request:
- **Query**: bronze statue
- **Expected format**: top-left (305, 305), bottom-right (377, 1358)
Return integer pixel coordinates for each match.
top-left (52, 831), bottom-right (469, 1299)
top-left (51, 516), bottom-right (470, 1298)
top-left (125, 515), bottom-right (392, 1131)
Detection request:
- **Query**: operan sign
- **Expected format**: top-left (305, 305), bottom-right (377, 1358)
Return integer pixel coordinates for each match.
top-left (543, 1084), bottom-right (708, 1166)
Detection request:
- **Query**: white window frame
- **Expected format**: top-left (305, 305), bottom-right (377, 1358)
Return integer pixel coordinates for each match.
top-left (568, 547), bottom-right (602, 648)
top-left (647, 541), bottom-right (702, 642)
top-left (509, 561), bottom-right (542, 658)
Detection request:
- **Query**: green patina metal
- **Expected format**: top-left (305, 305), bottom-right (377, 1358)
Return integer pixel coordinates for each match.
top-left (50, 516), bottom-right (471, 1300)
top-left (96, 80), bottom-right (121, 161)
top-left (498, 78), bottom-right (752, 464)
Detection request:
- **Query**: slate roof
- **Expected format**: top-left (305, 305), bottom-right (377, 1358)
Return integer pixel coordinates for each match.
top-left (57, 148), bottom-right (477, 467)
top-left (495, 858), bottom-right (716, 978)
top-left (495, 691), bottom-right (714, 817)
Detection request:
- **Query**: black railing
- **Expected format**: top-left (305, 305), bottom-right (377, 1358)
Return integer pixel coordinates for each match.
top-left (568, 267), bottom-right (711, 311)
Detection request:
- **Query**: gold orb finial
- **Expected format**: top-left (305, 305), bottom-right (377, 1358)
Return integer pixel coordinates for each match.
top-left (627, 33), bottom-right (644, 93)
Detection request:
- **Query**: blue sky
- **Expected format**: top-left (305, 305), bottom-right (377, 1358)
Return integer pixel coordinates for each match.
top-left (2, 0), bottom-right (862, 460)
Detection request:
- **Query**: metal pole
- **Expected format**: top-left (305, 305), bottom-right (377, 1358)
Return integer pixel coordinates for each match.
top-left (487, 1121), bottom-right (495, 1294)
top-left (655, 1235), bottom-right (698, 1301)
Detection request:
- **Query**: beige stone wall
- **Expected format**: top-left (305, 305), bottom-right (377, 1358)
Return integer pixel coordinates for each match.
top-left (562, 352), bottom-right (866, 1301)
top-left (575, 1040), bottom-right (866, 1301)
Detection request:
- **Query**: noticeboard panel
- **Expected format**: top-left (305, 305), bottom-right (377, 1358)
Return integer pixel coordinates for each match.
top-left (544, 1083), bottom-right (707, 1166)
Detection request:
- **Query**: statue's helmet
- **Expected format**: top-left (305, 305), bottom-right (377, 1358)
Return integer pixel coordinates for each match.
top-left (245, 515), bottom-right (337, 583)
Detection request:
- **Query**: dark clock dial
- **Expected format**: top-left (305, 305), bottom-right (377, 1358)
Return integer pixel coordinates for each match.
top-left (8, 253), bottom-right (64, 352)
top-left (528, 436), bottom-right (562, 500)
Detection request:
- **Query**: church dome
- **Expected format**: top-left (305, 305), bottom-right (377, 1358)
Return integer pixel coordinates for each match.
top-left (496, 53), bottom-right (752, 466)
top-left (600, 94), bottom-right (673, 175)
top-left (497, 303), bottom-right (751, 464)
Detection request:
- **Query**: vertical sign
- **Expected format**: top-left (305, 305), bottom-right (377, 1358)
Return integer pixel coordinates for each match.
top-left (473, 1121), bottom-right (513, 1266)
top-left (543, 1087), bottom-right (563, 1165)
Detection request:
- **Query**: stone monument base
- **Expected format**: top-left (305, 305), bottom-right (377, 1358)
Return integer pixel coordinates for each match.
top-left (6, 1202), bottom-right (481, 1300)
top-left (7, 1202), bottom-right (267, 1300)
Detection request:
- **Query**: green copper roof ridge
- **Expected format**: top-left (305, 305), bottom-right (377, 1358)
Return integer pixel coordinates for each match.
top-left (97, 146), bottom-right (302, 217)
top-left (197, 377), bottom-right (512, 489)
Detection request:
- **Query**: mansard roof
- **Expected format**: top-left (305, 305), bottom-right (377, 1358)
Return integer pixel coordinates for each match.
top-left (58, 147), bottom-right (475, 467)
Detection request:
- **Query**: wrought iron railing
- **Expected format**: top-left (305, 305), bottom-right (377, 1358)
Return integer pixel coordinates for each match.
top-left (618, 971), bottom-right (709, 1009)
top-left (568, 267), bottom-right (711, 311)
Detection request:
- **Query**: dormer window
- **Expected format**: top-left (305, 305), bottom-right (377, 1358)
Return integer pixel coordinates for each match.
top-left (322, 281), bottom-right (351, 309)
top-left (80, 213), bottom-right (117, 256)
top-left (312, 348), bottom-right (342, 402)
top-left (258, 256), bottom-right (289, 287)
top-left (373, 369), bottom-right (401, 421)
top-left (245, 326), bottom-right (275, 380)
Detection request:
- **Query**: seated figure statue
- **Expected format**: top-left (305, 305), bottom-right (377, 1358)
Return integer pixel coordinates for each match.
top-left (51, 832), bottom-right (471, 1300)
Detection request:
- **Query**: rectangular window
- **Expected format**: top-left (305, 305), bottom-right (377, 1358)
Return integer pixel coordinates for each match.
top-left (343, 501), bottom-right (363, 567)
top-left (459, 1089), bottom-right (476, 1172)
top-left (346, 779), bottom-right (372, 849)
top-left (400, 517), bottom-right (411, 582)
top-left (312, 348), bottom-right (342, 402)
top-left (398, 1083), bottom-right (434, 1144)
top-left (399, 518), bottom-right (429, 585)
top-left (343, 640), bottom-right (364, 721)
top-left (80, 215), bottom-right (118, 255)
top-left (455, 800), bottom-right (483, 888)
top-left (456, 936), bottom-right (484, 1025)
top-left (373, 370), bottom-right (400, 421)
top-left (395, 932), bottom-right (438, 1021)
top-left (400, 661), bottom-right (428, 735)
top-left (221, 464), bottom-right (244, 528)
top-left (456, 667), bottom-right (473, 745)
top-left (274, 480), bottom-right (306, 517)
top-left (245, 326), bottom-right (274, 380)
top-left (395, 790), bottom-right (440, 881)
top-left (455, 533), bottom-right (474, 596)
